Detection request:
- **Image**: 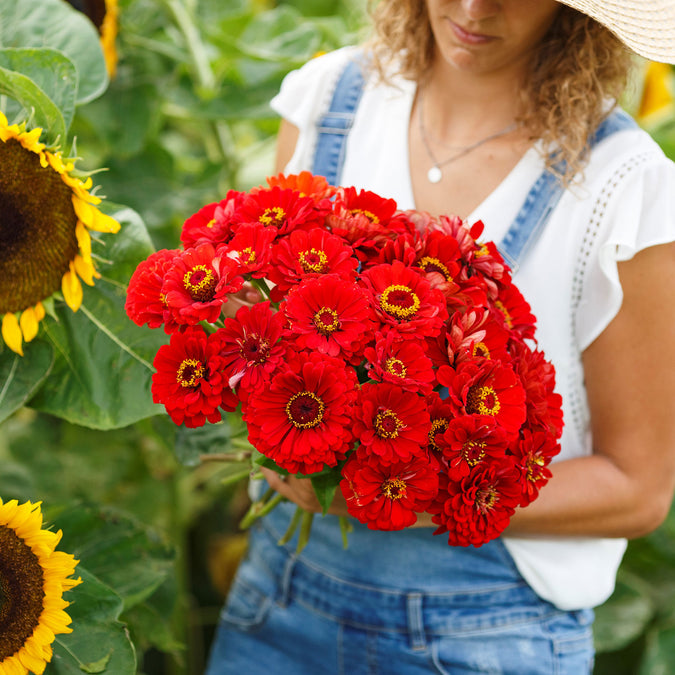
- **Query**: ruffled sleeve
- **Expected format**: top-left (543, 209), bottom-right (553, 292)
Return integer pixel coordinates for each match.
top-left (575, 142), bottom-right (675, 351)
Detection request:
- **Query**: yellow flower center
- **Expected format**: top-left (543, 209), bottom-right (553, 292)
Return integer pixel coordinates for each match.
top-left (461, 440), bottom-right (486, 466)
top-left (475, 486), bottom-right (499, 514)
top-left (259, 207), bottom-right (286, 227)
top-left (239, 247), bottom-right (256, 266)
top-left (351, 208), bottom-right (379, 224)
top-left (313, 307), bottom-right (340, 335)
top-left (286, 391), bottom-right (325, 429)
top-left (466, 385), bottom-right (500, 417)
top-left (374, 409), bottom-right (403, 439)
top-left (428, 418), bottom-right (449, 451)
top-left (239, 333), bottom-right (269, 365)
top-left (494, 300), bottom-right (513, 329)
top-left (527, 456), bottom-right (546, 482)
top-left (385, 357), bottom-right (407, 378)
top-left (380, 285), bottom-right (421, 320)
top-left (0, 525), bottom-right (45, 660)
top-left (474, 244), bottom-right (490, 258)
top-left (177, 359), bottom-right (204, 388)
top-left (206, 218), bottom-right (216, 229)
top-left (381, 477), bottom-right (407, 500)
top-left (418, 256), bottom-right (451, 280)
top-left (472, 342), bottom-right (491, 359)
top-left (298, 248), bottom-right (328, 273)
top-left (183, 264), bottom-right (217, 301)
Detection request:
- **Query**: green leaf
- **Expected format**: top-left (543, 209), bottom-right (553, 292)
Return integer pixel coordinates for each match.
top-left (28, 205), bottom-right (168, 429)
top-left (49, 503), bottom-right (175, 611)
top-left (0, 340), bottom-right (54, 425)
top-left (48, 568), bottom-right (136, 675)
top-left (0, 47), bottom-right (78, 133)
top-left (311, 470), bottom-right (342, 516)
top-left (640, 624), bottom-right (675, 675)
top-left (0, 64), bottom-right (66, 143)
top-left (0, 0), bottom-right (108, 104)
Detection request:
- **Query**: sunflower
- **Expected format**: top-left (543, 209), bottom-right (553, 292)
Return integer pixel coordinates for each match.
top-left (0, 112), bottom-right (120, 356)
top-left (65, 0), bottom-right (119, 78)
top-left (0, 498), bottom-right (81, 675)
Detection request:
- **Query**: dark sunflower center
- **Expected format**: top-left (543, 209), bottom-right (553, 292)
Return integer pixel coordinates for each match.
top-left (381, 477), bottom-right (406, 500)
top-left (65, 0), bottom-right (107, 30)
top-left (374, 409), bottom-right (403, 439)
top-left (380, 285), bottom-right (420, 320)
top-left (286, 391), bottom-right (325, 429)
top-left (0, 525), bottom-right (45, 660)
top-left (182, 265), bottom-right (217, 302)
top-left (313, 307), bottom-right (339, 335)
top-left (298, 248), bottom-right (328, 274)
top-left (239, 333), bottom-right (269, 364)
top-left (466, 385), bottom-right (500, 417)
top-left (0, 139), bottom-right (79, 314)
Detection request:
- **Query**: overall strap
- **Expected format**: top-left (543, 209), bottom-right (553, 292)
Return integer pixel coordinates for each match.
top-left (497, 109), bottom-right (638, 272)
top-left (311, 57), bottom-right (366, 187)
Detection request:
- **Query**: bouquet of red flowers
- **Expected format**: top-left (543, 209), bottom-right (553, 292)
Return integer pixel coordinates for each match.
top-left (125, 171), bottom-right (563, 547)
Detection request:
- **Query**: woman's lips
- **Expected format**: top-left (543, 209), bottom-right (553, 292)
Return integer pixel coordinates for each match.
top-left (448, 19), bottom-right (497, 45)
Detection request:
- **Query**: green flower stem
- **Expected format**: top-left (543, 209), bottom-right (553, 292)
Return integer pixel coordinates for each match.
top-left (220, 467), bottom-right (256, 488)
top-left (199, 451), bottom-right (252, 463)
top-left (277, 505), bottom-right (304, 546)
top-left (239, 488), bottom-right (285, 529)
top-left (339, 516), bottom-right (353, 550)
top-left (248, 277), bottom-right (271, 301)
top-left (296, 511), bottom-right (315, 554)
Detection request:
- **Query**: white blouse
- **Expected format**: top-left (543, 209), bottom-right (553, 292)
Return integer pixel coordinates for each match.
top-left (270, 46), bottom-right (675, 610)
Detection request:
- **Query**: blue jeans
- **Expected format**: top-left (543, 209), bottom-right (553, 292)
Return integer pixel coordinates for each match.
top-left (206, 505), bottom-right (594, 674)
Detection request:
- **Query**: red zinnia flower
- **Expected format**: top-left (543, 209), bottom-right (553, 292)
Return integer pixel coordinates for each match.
top-left (180, 190), bottom-right (245, 249)
top-left (216, 301), bottom-right (286, 399)
top-left (510, 429), bottom-right (560, 507)
top-left (440, 414), bottom-right (509, 480)
top-left (125, 248), bottom-right (181, 334)
top-left (429, 460), bottom-right (521, 546)
top-left (340, 454), bottom-right (439, 530)
top-left (353, 383), bottom-right (431, 465)
top-left (162, 244), bottom-right (244, 326)
top-left (510, 339), bottom-right (564, 438)
top-left (267, 227), bottom-right (357, 302)
top-left (281, 275), bottom-right (375, 365)
top-left (234, 186), bottom-right (328, 237)
top-left (364, 331), bottom-right (435, 394)
top-left (414, 230), bottom-right (462, 295)
top-left (491, 279), bottom-right (537, 340)
top-left (266, 171), bottom-right (337, 202)
top-left (360, 261), bottom-right (448, 337)
top-left (446, 309), bottom-right (510, 366)
top-left (424, 391), bottom-right (457, 470)
top-left (152, 326), bottom-right (238, 428)
top-left (244, 352), bottom-right (358, 475)
top-left (222, 223), bottom-right (277, 278)
top-left (438, 359), bottom-right (527, 438)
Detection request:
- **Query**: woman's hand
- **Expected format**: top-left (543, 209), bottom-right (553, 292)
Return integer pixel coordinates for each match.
top-left (260, 467), bottom-right (351, 518)
top-left (221, 282), bottom-right (263, 319)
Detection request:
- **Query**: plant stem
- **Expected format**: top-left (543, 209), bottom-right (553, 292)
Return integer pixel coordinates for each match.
top-left (296, 511), bottom-right (314, 554)
top-left (339, 516), bottom-right (353, 550)
top-left (277, 505), bottom-right (304, 546)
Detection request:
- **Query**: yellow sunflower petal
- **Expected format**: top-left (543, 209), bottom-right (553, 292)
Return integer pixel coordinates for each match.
top-left (75, 221), bottom-right (92, 259)
top-left (61, 263), bottom-right (83, 312)
top-left (73, 254), bottom-right (98, 286)
top-left (2, 313), bottom-right (24, 355)
top-left (0, 655), bottom-right (28, 675)
top-left (0, 498), bottom-right (20, 523)
top-left (17, 649), bottom-right (47, 675)
top-left (34, 303), bottom-right (46, 321)
top-left (90, 207), bottom-right (121, 234)
top-left (19, 307), bottom-right (40, 343)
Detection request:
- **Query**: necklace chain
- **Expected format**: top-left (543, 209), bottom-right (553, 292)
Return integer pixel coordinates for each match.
top-left (418, 88), bottom-right (518, 184)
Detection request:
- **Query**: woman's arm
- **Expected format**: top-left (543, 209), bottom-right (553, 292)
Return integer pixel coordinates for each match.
top-left (264, 242), bottom-right (675, 539)
top-left (275, 119), bottom-right (300, 174)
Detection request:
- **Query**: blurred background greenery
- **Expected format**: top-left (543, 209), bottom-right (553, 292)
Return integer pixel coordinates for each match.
top-left (1, 0), bottom-right (675, 673)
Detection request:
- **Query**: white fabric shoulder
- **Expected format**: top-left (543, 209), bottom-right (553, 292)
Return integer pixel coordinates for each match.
top-left (573, 129), bottom-right (675, 351)
top-left (270, 46), bottom-right (361, 132)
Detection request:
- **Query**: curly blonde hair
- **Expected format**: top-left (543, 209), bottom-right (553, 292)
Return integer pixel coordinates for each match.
top-left (367, 1), bottom-right (633, 182)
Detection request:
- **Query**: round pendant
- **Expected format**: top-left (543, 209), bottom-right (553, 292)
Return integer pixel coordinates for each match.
top-left (427, 166), bottom-right (442, 184)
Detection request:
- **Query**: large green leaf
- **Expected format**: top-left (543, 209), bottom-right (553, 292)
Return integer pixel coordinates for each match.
top-left (28, 205), bottom-right (168, 429)
top-left (0, 0), bottom-right (108, 104)
top-left (640, 624), bottom-right (675, 675)
top-left (0, 340), bottom-right (54, 425)
top-left (0, 47), bottom-right (78, 134)
top-left (0, 64), bottom-right (66, 143)
top-left (49, 568), bottom-right (136, 675)
top-left (50, 503), bottom-right (175, 612)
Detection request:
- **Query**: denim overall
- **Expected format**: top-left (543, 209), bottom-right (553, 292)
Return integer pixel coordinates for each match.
top-left (206, 60), bottom-right (636, 675)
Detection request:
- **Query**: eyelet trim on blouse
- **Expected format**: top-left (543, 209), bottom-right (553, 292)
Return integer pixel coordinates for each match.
top-left (567, 150), bottom-right (659, 446)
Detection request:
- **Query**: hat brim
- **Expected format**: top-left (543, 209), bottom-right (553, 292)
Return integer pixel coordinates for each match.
top-left (557, 0), bottom-right (675, 64)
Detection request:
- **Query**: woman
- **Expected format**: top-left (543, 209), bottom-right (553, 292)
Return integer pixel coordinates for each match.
top-left (207, 1), bottom-right (675, 673)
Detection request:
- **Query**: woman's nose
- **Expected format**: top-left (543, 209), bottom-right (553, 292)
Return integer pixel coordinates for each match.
top-left (460, 0), bottom-right (501, 21)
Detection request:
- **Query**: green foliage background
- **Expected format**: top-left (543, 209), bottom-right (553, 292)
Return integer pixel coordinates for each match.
top-left (0, 0), bottom-right (674, 673)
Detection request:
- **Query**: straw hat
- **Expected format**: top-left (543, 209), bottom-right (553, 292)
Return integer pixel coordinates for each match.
top-left (557, 0), bottom-right (675, 64)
